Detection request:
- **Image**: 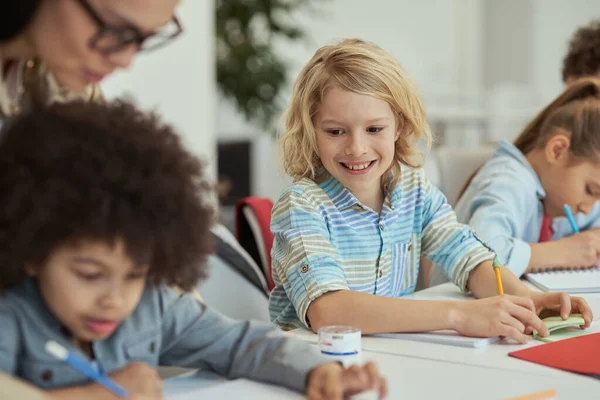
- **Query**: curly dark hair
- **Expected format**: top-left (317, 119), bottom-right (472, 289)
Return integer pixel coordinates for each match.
top-left (0, 100), bottom-right (214, 292)
top-left (562, 20), bottom-right (600, 82)
top-left (0, 0), bottom-right (39, 41)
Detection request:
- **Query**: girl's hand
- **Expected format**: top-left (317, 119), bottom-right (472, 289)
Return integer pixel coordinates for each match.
top-left (553, 231), bottom-right (600, 269)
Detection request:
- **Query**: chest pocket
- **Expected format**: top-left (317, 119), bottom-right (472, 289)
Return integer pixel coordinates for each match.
top-left (20, 359), bottom-right (85, 389)
top-left (123, 329), bottom-right (161, 367)
top-left (391, 241), bottom-right (411, 295)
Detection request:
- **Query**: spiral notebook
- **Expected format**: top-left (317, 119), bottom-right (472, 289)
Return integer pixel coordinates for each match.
top-left (525, 266), bottom-right (600, 293)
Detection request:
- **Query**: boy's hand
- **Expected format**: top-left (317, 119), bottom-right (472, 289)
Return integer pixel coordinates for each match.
top-left (108, 363), bottom-right (162, 399)
top-left (527, 291), bottom-right (593, 331)
top-left (451, 295), bottom-right (547, 343)
top-left (306, 362), bottom-right (387, 400)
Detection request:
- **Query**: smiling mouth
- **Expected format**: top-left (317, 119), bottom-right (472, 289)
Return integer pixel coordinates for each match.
top-left (340, 161), bottom-right (375, 171)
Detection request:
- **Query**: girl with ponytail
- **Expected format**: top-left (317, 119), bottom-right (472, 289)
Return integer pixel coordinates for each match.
top-left (436, 78), bottom-right (600, 283)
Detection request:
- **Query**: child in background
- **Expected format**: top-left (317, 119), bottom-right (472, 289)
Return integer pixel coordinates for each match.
top-left (268, 39), bottom-right (593, 340)
top-left (446, 78), bottom-right (600, 279)
top-left (562, 19), bottom-right (600, 85)
top-left (0, 101), bottom-right (386, 400)
top-left (427, 19), bottom-right (600, 286)
top-left (428, 19), bottom-right (600, 287)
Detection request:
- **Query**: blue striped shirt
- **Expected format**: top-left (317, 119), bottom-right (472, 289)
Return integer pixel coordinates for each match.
top-left (268, 166), bottom-right (495, 330)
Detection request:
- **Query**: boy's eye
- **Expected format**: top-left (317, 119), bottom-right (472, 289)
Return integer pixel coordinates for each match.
top-left (367, 126), bottom-right (383, 133)
top-left (77, 272), bottom-right (101, 281)
top-left (326, 129), bottom-right (344, 136)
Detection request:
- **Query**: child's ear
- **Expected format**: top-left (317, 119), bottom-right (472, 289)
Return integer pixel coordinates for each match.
top-left (544, 132), bottom-right (571, 165)
top-left (394, 125), bottom-right (402, 141)
top-left (394, 113), bottom-right (404, 141)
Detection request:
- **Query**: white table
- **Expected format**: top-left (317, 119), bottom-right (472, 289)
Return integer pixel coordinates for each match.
top-left (290, 282), bottom-right (600, 398)
top-left (164, 283), bottom-right (600, 399)
top-left (370, 284), bottom-right (600, 378)
top-left (163, 347), bottom-right (599, 400)
top-left (361, 349), bottom-right (598, 399)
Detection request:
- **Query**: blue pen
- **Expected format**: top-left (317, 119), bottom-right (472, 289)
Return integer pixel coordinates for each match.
top-left (45, 341), bottom-right (128, 398)
top-left (563, 204), bottom-right (580, 234)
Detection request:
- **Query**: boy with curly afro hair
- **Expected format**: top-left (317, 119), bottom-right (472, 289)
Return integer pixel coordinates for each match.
top-left (563, 19), bottom-right (600, 84)
top-left (0, 101), bottom-right (385, 399)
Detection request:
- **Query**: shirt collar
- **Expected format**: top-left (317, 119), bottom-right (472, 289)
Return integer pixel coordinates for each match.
top-left (318, 173), bottom-right (401, 212)
top-left (319, 175), bottom-right (361, 210)
top-left (496, 139), bottom-right (545, 199)
top-left (20, 279), bottom-right (65, 333)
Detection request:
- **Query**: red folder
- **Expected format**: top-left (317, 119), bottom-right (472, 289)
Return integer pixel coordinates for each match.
top-left (508, 332), bottom-right (600, 376)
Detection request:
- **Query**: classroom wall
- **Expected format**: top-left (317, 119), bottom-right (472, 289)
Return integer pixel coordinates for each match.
top-left (217, 0), bottom-right (481, 139)
top-left (532, 0), bottom-right (600, 104)
top-left (217, 0), bottom-right (483, 199)
top-left (483, 0), bottom-right (534, 88)
top-left (216, 0), bottom-right (600, 200)
top-left (97, 0), bottom-right (600, 201)
top-left (102, 0), bottom-right (216, 177)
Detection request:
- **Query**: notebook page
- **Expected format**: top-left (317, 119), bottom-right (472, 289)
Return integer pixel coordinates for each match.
top-left (167, 379), bottom-right (304, 400)
top-left (372, 330), bottom-right (500, 348)
top-left (525, 266), bottom-right (600, 293)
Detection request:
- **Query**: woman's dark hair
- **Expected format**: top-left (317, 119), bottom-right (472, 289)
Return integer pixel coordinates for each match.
top-left (0, 100), bottom-right (215, 291)
top-left (0, 0), bottom-right (40, 41)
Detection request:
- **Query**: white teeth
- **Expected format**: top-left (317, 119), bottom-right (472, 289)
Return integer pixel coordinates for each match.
top-left (343, 162), bottom-right (371, 170)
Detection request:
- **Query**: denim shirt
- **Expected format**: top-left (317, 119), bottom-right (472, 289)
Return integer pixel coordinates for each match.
top-left (0, 280), bottom-right (329, 392)
top-left (455, 140), bottom-right (600, 276)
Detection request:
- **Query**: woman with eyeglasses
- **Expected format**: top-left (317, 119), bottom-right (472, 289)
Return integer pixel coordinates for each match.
top-left (0, 0), bottom-right (182, 126)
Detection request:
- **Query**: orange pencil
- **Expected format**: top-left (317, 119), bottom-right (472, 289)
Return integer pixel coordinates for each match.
top-left (493, 257), bottom-right (504, 295)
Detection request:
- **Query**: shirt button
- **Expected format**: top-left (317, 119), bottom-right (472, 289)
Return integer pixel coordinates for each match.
top-left (379, 223), bottom-right (384, 231)
top-left (301, 264), bottom-right (309, 273)
top-left (408, 242), bottom-right (413, 251)
top-left (378, 270), bottom-right (383, 278)
top-left (41, 370), bottom-right (53, 382)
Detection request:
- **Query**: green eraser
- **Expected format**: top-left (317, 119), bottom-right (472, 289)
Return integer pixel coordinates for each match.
top-left (533, 314), bottom-right (587, 343)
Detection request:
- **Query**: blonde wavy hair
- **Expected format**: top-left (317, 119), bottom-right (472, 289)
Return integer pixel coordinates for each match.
top-left (280, 38), bottom-right (432, 188)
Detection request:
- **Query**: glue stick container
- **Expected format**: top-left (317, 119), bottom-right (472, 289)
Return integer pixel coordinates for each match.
top-left (317, 325), bottom-right (362, 366)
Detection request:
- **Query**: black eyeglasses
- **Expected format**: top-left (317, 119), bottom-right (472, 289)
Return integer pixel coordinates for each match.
top-left (76, 0), bottom-right (183, 54)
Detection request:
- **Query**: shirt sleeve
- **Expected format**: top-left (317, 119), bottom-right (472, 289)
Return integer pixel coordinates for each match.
top-left (158, 288), bottom-right (330, 393)
top-left (420, 177), bottom-right (495, 291)
top-left (270, 189), bottom-right (348, 328)
top-left (0, 302), bottom-right (19, 375)
top-left (462, 173), bottom-right (536, 277)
